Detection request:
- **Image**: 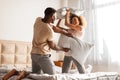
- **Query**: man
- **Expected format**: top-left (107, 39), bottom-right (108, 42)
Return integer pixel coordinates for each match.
top-left (31, 7), bottom-right (70, 75)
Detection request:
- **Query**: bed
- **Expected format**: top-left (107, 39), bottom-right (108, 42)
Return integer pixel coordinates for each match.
top-left (0, 39), bottom-right (120, 80)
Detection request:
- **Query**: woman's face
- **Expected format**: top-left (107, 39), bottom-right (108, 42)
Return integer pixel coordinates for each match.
top-left (71, 17), bottom-right (79, 25)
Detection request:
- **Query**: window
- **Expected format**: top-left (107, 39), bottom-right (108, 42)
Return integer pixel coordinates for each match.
top-left (95, 0), bottom-right (120, 62)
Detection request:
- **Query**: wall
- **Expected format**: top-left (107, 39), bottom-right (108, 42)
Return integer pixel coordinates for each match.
top-left (0, 0), bottom-right (62, 42)
top-left (68, 0), bottom-right (80, 9)
top-left (0, 0), bottom-right (81, 42)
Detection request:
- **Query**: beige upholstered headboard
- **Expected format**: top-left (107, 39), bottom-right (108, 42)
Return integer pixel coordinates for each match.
top-left (0, 39), bottom-right (65, 70)
top-left (0, 40), bottom-right (32, 69)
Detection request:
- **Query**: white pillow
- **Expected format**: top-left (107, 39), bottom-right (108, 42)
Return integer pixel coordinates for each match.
top-left (58, 34), bottom-right (94, 65)
top-left (58, 34), bottom-right (70, 48)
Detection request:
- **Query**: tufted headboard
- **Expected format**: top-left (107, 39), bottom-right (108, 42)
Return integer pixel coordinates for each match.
top-left (0, 40), bottom-right (32, 70)
top-left (0, 39), bottom-right (65, 70)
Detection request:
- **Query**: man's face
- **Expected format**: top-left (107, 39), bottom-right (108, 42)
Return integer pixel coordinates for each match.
top-left (51, 13), bottom-right (56, 23)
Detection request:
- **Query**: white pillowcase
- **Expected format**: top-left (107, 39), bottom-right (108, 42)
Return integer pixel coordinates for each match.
top-left (58, 34), bottom-right (70, 48)
top-left (58, 34), bottom-right (94, 65)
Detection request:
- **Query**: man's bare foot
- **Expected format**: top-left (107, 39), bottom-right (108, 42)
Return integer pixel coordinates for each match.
top-left (2, 69), bottom-right (18, 80)
top-left (16, 70), bottom-right (26, 80)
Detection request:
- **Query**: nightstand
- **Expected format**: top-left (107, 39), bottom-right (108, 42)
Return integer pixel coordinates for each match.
top-left (54, 60), bottom-right (76, 69)
top-left (54, 60), bottom-right (63, 67)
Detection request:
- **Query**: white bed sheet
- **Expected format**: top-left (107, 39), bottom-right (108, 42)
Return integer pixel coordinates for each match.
top-left (0, 66), bottom-right (119, 80)
top-left (28, 72), bottom-right (119, 80)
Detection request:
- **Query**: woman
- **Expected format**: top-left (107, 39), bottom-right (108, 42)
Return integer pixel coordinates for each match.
top-left (57, 10), bottom-right (93, 74)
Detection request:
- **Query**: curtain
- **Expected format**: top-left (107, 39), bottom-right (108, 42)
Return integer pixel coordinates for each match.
top-left (81, 0), bottom-right (120, 74)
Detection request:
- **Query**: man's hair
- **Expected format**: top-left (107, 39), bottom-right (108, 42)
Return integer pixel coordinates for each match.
top-left (44, 7), bottom-right (56, 17)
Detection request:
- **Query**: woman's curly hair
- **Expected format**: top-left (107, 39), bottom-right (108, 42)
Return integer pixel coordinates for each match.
top-left (70, 13), bottom-right (86, 27)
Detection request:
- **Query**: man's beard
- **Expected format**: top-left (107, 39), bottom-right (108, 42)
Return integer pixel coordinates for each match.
top-left (51, 19), bottom-right (55, 23)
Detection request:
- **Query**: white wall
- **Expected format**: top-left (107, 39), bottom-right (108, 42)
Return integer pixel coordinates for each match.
top-left (0, 0), bottom-right (62, 42)
top-left (0, 0), bottom-right (80, 42)
top-left (68, 0), bottom-right (80, 9)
